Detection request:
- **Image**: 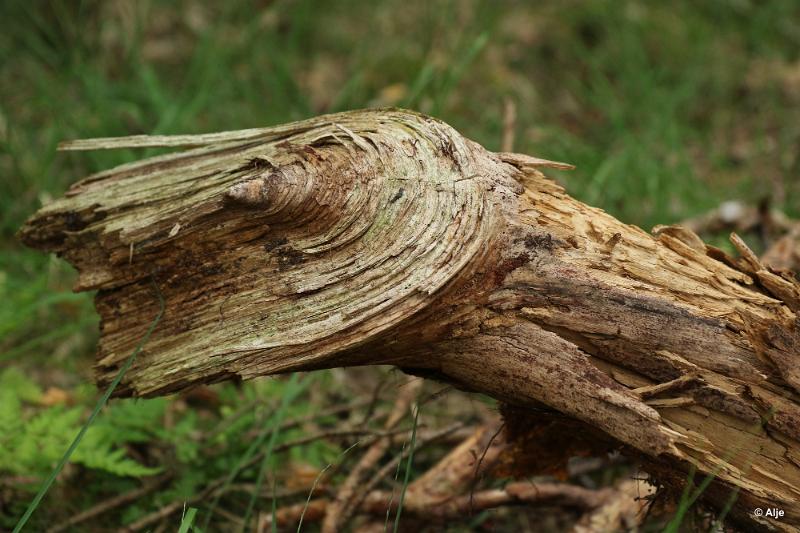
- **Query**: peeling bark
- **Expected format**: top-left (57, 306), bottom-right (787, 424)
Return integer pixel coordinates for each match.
top-left (19, 109), bottom-right (800, 531)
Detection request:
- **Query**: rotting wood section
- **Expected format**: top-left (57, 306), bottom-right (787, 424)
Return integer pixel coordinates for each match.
top-left (19, 108), bottom-right (800, 531)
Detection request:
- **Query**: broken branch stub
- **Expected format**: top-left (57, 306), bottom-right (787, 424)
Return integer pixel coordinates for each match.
top-left (22, 110), bottom-right (516, 395)
top-left (19, 108), bottom-right (800, 531)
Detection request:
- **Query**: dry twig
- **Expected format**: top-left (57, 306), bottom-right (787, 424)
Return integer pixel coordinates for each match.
top-left (48, 474), bottom-right (172, 533)
top-left (321, 378), bottom-right (422, 532)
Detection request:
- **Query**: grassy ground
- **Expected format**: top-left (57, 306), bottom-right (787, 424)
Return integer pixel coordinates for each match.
top-left (1, 0), bottom-right (799, 531)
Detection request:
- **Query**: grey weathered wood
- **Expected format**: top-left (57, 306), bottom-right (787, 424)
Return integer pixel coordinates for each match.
top-left (19, 109), bottom-right (800, 531)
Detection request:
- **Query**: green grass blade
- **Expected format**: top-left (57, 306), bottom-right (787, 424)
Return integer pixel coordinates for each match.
top-left (201, 374), bottom-right (312, 531)
top-left (200, 419), bottom-right (270, 531)
top-left (392, 403), bottom-right (419, 533)
top-left (297, 441), bottom-right (360, 533)
top-left (665, 410), bottom-right (770, 531)
top-left (178, 507), bottom-right (198, 533)
top-left (13, 280), bottom-right (165, 533)
top-left (271, 477), bottom-right (278, 533)
top-left (241, 373), bottom-right (306, 531)
top-left (383, 440), bottom-right (407, 532)
top-left (714, 487), bottom-right (740, 529)
top-left (297, 464), bottom-right (332, 533)
top-left (663, 466), bottom-right (701, 533)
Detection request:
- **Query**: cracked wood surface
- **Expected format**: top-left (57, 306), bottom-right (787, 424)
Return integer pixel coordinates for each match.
top-left (19, 108), bottom-right (800, 531)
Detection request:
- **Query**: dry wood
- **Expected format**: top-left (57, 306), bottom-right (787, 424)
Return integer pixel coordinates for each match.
top-left (262, 482), bottom-right (614, 529)
top-left (321, 377), bottom-right (421, 532)
top-left (573, 478), bottom-right (653, 533)
top-left (47, 473), bottom-right (173, 533)
top-left (764, 227), bottom-right (800, 273)
top-left (19, 108), bottom-right (800, 531)
top-left (680, 199), bottom-right (800, 272)
top-left (261, 420), bottom-right (616, 530)
top-left (122, 422), bottom-right (462, 532)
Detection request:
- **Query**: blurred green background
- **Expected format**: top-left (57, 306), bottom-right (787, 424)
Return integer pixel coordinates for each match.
top-left (1, 0), bottom-right (799, 531)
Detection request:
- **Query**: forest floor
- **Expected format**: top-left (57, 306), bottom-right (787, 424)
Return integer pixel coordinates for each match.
top-left (1, 1), bottom-right (799, 531)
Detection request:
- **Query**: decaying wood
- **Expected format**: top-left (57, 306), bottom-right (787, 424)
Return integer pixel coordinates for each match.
top-left (19, 108), bottom-right (800, 530)
top-left (764, 226), bottom-right (800, 273)
top-left (262, 421), bottom-right (629, 531)
top-left (261, 482), bottom-right (617, 530)
top-left (573, 478), bottom-right (653, 533)
top-left (321, 377), bottom-right (421, 532)
top-left (680, 199), bottom-right (800, 274)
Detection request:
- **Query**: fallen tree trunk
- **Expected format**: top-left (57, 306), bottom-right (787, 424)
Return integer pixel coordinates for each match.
top-left (19, 108), bottom-right (800, 531)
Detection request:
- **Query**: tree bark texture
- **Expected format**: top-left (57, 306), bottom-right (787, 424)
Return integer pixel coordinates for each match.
top-left (19, 109), bottom-right (800, 531)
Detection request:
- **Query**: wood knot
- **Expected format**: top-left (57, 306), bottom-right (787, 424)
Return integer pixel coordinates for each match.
top-left (226, 174), bottom-right (278, 207)
top-left (224, 165), bottom-right (315, 220)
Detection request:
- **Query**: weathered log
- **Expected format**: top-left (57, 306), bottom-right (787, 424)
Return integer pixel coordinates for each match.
top-left (18, 109), bottom-right (800, 531)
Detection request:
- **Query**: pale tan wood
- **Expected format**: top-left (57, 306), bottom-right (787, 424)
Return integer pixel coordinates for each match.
top-left (19, 108), bottom-right (800, 531)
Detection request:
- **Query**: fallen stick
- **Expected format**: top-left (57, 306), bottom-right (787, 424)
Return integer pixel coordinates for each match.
top-left (262, 482), bottom-right (616, 530)
top-left (321, 377), bottom-right (422, 532)
top-left (47, 473), bottom-right (172, 533)
top-left (573, 478), bottom-right (654, 533)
